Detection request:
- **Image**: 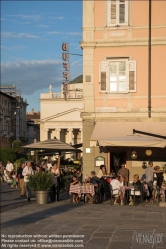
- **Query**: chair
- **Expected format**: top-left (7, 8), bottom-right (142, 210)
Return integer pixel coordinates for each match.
top-left (64, 180), bottom-right (72, 202)
top-left (110, 185), bottom-right (121, 205)
top-left (93, 182), bottom-right (104, 204)
top-left (127, 185), bottom-right (143, 206)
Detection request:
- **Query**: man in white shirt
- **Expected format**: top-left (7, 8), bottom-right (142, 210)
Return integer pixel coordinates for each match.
top-left (6, 160), bottom-right (13, 173)
top-left (110, 176), bottom-right (123, 205)
top-left (47, 161), bottom-right (52, 171)
top-left (22, 161), bottom-right (34, 203)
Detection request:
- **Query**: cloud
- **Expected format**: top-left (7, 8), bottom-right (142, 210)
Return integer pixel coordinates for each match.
top-left (37, 25), bottom-right (49, 28)
top-left (47, 31), bottom-right (62, 35)
top-left (9, 14), bottom-right (43, 21)
top-left (1, 32), bottom-right (40, 39)
top-left (49, 16), bottom-right (64, 20)
top-left (47, 31), bottom-right (81, 36)
top-left (1, 45), bottom-right (26, 51)
top-left (66, 32), bottom-right (82, 36)
top-left (1, 60), bottom-right (63, 95)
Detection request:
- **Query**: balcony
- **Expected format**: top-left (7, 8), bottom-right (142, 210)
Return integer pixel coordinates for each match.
top-left (5, 115), bottom-right (10, 122)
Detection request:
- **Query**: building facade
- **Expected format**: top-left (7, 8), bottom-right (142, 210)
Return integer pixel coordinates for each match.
top-left (26, 109), bottom-right (40, 144)
top-left (0, 87), bottom-right (28, 148)
top-left (39, 81), bottom-right (83, 156)
top-left (80, 0), bottom-right (166, 177)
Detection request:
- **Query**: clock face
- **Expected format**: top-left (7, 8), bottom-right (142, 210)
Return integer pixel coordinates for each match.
top-left (146, 150), bottom-right (152, 156)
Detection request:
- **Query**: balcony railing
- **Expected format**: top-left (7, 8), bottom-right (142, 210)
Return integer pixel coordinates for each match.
top-left (41, 92), bottom-right (83, 99)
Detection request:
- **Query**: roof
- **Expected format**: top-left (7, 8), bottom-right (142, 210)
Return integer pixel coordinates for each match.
top-left (69, 75), bottom-right (83, 84)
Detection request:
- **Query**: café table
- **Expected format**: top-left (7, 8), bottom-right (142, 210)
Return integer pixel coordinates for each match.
top-left (69, 184), bottom-right (95, 203)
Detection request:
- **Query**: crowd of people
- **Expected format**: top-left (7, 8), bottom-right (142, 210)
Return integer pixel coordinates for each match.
top-left (69, 162), bottom-right (164, 205)
top-left (0, 160), bottom-right (62, 203)
top-left (0, 159), bottom-right (164, 205)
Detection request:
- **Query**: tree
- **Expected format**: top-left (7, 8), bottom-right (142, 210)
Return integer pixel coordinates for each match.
top-left (12, 140), bottom-right (24, 153)
top-left (0, 148), bottom-right (17, 165)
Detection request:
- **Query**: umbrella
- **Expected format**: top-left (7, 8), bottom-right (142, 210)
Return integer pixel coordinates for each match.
top-left (22, 137), bottom-right (81, 168)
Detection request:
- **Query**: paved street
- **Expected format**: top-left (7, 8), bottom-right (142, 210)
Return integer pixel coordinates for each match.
top-left (1, 184), bottom-right (166, 249)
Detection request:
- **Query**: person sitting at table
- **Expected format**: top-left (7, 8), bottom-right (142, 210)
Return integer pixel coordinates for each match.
top-left (97, 165), bottom-right (107, 178)
top-left (110, 175), bottom-right (123, 205)
top-left (70, 174), bottom-right (79, 203)
top-left (76, 168), bottom-right (82, 183)
top-left (84, 175), bottom-right (95, 204)
top-left (128, 174), bottom-right (142, 205)
top-left (119, 175), bottom-right (124, 186)
top-left (132, 174), bottom-right (141, 186)
top-left (97, 165), bottom-right (110, 198)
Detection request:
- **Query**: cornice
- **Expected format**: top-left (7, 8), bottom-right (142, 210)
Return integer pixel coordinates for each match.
top-left (80, 38), bottom-right (166, 48)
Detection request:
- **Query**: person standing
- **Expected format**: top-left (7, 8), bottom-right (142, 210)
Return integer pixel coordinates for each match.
top-left (22, 161), bottom-right (34, 203)
top-left (17, 162), bottom-right (26, 197)
top-left (6, 160), bottom-right (13, 174)
top-left (118, 163), bottom-right (129, 185)
top-left (145, 161), bottom-right (154, 201)
top-left (0, 162), bottom-right (5, 182)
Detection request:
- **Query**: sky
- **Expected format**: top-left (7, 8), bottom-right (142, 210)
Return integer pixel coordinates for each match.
top-left (1, 0), bottom-right (83, 112)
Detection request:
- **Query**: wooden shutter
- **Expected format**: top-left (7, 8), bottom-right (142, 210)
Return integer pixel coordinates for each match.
top-left (129, 60), bottom-right (136, 92)
top-left (99, 61), bottom-right (107, 92)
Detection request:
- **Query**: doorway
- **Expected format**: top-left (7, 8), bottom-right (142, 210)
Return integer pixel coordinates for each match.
top-left (110, 152), bottom-right (126, 175)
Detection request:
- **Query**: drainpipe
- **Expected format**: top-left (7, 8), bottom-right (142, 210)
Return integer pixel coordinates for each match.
top-left (148, 0), bottom-right (152, 118)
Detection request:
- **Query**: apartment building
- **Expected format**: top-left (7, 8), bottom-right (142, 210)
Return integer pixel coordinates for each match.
top-left (80, 0), bottom-right (166, 176)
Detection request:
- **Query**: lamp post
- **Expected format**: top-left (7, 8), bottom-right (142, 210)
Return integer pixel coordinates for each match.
top-left (34, 138), bottom-right (38, 164)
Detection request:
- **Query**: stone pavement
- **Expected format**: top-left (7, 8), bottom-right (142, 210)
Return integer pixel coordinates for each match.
top-left (1, 184), bottom-right (166, 249)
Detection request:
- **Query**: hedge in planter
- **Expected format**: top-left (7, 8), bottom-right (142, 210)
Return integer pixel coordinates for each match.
top-left (27, 172), bottom-right (55, 191)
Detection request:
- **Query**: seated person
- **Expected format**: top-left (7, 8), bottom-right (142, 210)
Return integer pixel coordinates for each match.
top-left (110, 175), bottom-right (123, 205)
top-left (76, 168), bottom-right (82, 183)
top-left (132, 174), bottom-right (141, 186)
top-left (129, 174), bottom-right (142, 205)
top-left (84, 175), bottom-right (94, 204)
top-left (70, 175), bottom-right (79, 203)
top-left (97, 165), bottom-right (107, 179)
top-left (119, 175), bottom-right (124, 186)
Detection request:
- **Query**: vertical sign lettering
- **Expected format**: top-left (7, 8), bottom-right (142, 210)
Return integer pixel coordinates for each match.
top-left (62, 43), bottom-right (69, 100)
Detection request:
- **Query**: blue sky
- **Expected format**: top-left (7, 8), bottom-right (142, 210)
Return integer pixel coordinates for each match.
top-left (1, 0), bottom-right (83, 112)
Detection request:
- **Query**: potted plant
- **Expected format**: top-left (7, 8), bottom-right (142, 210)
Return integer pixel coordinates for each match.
top-left (27, 172), bottom-right (55, 204)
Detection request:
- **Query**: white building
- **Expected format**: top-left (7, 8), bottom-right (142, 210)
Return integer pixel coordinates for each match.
top-left (39, 79), bottom-right (83, 154)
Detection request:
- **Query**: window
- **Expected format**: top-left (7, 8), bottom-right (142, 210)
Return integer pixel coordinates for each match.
top-left (107, 0), bottom-right (128, 26)
top-left (99, 59), bottom-right (136, 93)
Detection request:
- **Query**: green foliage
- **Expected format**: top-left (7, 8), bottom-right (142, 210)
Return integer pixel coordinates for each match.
top-left (27, 172), bottom-right (55, 191)
top-left (0, 148), bottom-right (17, 165)
top-left (12, 140), bottom-right (24, 153)
top-left (13, 158), bottom-right (26, 172)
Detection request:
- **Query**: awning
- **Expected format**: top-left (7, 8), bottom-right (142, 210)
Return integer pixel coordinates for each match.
top-left (90, 122), bottom-right (166, 148)
top-left (98, 135), bottom-right (166, 148)
top-left (23, 138), bottom-right (80, 152)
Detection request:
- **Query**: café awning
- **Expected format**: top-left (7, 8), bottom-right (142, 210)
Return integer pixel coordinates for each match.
top-left (23, 138), bottom-right (80, 152)
top-left (97, 135), bottom-right (166, 148)
top-left (90, 122), bottom-right (166, 148)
